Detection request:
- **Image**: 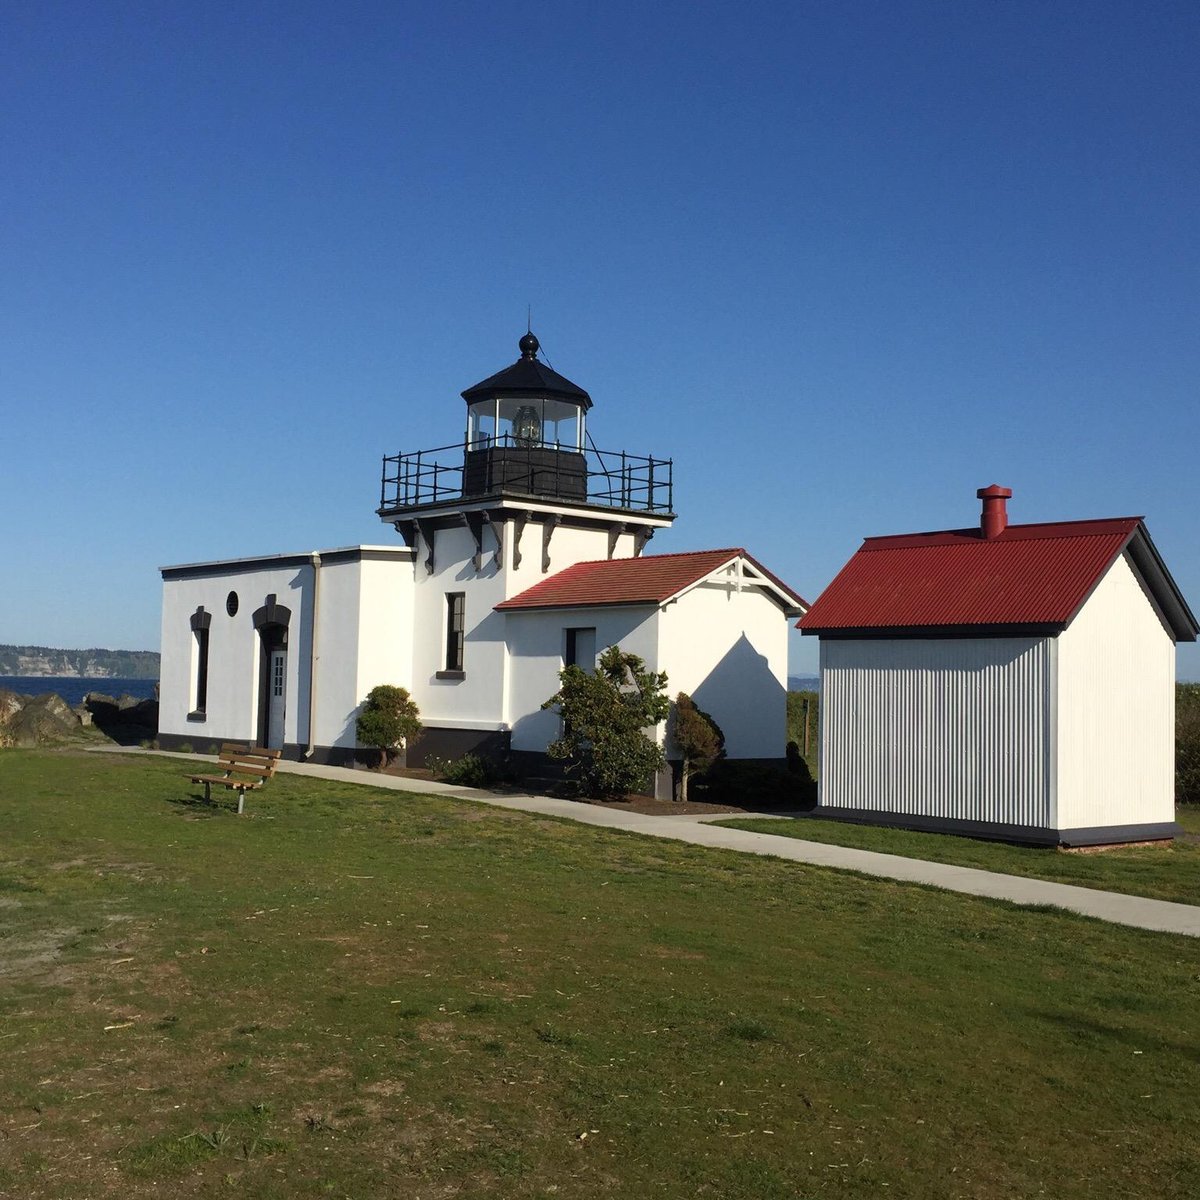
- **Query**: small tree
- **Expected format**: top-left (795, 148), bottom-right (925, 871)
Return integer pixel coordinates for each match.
top-left (356, 685), bottom-right (421, 769)
top-left (541, 645), bottom-right (670, 798)
top-left (669, 693), bottom-right (724, 802)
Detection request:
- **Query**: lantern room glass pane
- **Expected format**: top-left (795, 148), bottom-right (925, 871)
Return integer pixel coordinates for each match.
top-left (487, 396), bottom-right (584, 450)
top-left (467, 400), bottom-right (499, 447)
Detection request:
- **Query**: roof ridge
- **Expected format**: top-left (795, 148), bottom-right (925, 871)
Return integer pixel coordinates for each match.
top-left (556, 547), bottom-right (746, 571)
top-left (863, 516), bottom-right (1144, 547)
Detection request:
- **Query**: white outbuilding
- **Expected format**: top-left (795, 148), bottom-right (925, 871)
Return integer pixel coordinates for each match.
top-left (158, 331), bottom-right (806, 791)
top-left (799, 485), bottom-right (1198, 846)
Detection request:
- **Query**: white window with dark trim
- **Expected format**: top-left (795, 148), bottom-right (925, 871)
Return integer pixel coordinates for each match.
top-left (564, 627), bottom-right (596, 670)
top-left (441, 592), bottom-right (465, 675)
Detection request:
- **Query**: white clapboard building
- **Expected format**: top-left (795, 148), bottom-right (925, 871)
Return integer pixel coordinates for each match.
top-left (159, 332), bottom-right (806, 790)
top-left (799, 485), bottom-right (1198, 846)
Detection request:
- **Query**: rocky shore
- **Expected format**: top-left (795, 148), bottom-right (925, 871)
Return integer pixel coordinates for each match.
top-left (0, 688), bottom-right (159, 748)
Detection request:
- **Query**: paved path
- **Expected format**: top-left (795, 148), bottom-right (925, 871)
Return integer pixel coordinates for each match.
top-left (123, 749), bottom-right (1200, 939)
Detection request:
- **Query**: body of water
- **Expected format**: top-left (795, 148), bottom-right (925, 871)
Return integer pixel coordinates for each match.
top-left (0, 677), bottom-right (159, 705)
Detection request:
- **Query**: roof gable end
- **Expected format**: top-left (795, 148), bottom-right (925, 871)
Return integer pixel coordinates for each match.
top-left (496, 548), bottom-right (807, 614)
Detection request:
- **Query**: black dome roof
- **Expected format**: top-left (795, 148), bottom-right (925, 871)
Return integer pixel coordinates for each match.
top-left (461, 332), bottom-right (592, 410)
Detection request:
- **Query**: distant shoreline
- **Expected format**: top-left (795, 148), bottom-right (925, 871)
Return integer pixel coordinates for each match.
top-left (0, 675), bottom-right (159, 706)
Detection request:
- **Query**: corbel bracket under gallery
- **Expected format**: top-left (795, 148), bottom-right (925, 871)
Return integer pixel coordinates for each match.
top-left (542, 513), bottom-right (562, 573)
top-left (512, 511), bottom-right (530, 570)
top-left (392, 520), bottom-right (417, 549)
top-left (464, 512), bottom-right (486, 572)
top-left (484, 510), bottom-right (503, 568)
top-left (414, 519), bottom-right (436, 575)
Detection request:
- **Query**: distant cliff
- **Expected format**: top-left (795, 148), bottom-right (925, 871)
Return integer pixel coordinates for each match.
top-left (0, 644), bottom-right (160, 679)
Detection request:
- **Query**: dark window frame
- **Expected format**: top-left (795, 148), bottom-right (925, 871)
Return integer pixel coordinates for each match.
top-left (188, 606), bottom-right (212, 721)
top-left (443, 592), bottom-right (466, 675)
top-left (564, 626), bottom-right (597, 669)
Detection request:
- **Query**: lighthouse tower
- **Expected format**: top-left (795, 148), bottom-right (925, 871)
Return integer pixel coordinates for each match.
top-left (376, 331), bottom-right (676, 761)
top-left (379, 330), bottom-right (674, 568)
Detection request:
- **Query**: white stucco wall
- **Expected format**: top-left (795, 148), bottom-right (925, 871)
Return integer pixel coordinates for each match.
top-left (531, 520), bottom-right (635, 579)
top-left (353, 555), bottom-right (413, 720)
top-left (310, 558), bottom-right (362, 750)
top-left (160, 549), bottom-right (412, 752)
top-left (657, 572), bottom-right (790, 759)
top-left (1055, 552), bottom-right (1176, 830)
top-left (504, 605), bottom-right (660, 752)
top-left (160, 560), bottom-right (313, 748)
top-left (819, 636), bottom-right (1055, 827)
top-left (408, 523), bottom-right (509, 731)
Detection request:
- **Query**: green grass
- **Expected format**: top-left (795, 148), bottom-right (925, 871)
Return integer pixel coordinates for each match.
top-left (2, 749), bottom-right (1199, 1199)
top-left (713, 808), bottom-right (1200, 905)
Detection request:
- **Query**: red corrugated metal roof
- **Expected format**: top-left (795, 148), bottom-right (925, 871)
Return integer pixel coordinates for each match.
top-left (799, 517), bottom-right (1143, 634)
top-left (497, 548), bottom-right (807, 612)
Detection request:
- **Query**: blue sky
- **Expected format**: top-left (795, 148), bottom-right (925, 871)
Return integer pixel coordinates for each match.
top-left (2, 1), bottom-right (1197, 678)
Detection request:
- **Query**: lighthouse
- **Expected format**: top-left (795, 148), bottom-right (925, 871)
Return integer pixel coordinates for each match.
top-left (378, 330), bottom-right (675, 575)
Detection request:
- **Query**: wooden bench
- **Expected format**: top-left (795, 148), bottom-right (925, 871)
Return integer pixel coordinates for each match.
top-left (190, 743), bottom-right (281, 813)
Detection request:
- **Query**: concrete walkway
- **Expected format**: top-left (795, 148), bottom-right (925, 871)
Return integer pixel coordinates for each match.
top-left (122, 749), bottom-right (1200, 939)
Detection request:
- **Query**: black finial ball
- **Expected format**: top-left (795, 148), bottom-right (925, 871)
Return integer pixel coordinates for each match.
top-left (519, 331), bottom-right (539, 359)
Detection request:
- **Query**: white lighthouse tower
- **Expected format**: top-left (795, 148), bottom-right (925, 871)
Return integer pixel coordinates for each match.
top-left (375, 330), bottom-right (677, 762)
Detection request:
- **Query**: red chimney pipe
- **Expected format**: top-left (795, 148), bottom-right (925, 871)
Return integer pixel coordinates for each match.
top-left (977, 484), bottom-right (1013, 539)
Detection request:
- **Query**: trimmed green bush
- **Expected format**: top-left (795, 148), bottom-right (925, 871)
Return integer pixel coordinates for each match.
top-left (356, 685), bottom-right (421, 769)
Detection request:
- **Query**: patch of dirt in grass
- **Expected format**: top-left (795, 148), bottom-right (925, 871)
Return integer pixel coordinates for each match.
top-left (48, 857), bottom-right (90, 871)
top-left (580, 796), bottom-right (747, 816)
top-left (0, 924), bottom-right (88, 978)
top-left (647, 945), bottom-right (708, 961)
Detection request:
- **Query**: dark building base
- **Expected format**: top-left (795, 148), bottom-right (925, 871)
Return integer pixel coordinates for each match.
top-left (160, 729), bottom-right (781, 807)
top-left (407, 727), bottom-right (511, 768)
top-left (804, 804), bottom-right (1180, 848)
top-left (159, 727), bottom-right (513, 771)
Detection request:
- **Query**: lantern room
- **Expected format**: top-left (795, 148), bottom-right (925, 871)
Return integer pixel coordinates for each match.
top-left (378, 329), bottom-right (674, 521)
top-left (460, 332), bottom-right (591, 501)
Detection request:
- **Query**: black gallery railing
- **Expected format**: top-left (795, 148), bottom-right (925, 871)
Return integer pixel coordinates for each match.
top-left (379, 436), bottom-right (673, 515)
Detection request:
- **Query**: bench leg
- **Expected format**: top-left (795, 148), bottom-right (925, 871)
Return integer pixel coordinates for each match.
top-left (237, 789), bottom-right (245, 815)
top-left (203, 780), bottom-right (212, 804)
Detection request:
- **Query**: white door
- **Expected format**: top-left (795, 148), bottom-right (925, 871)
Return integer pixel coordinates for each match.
top-left (267, 649), bottom-right (287, 749)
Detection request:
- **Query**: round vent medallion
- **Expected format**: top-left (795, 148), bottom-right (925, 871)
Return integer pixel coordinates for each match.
top-left (226, 591), bottom-right (239, 617)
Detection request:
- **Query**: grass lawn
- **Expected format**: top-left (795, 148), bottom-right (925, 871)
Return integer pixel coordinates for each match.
top-left (713, 809), bottom-right (1200, 906)
top-left (2, 750), bottom-right (1199, 1199)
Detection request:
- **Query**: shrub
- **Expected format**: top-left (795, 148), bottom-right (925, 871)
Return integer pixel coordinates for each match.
top-left (786, 689), bottom-right (819, 777)
top-left (668, 693), bottom-right (724, 802)
top-left (1178, 683), bottom-right (1200, 804)
top-left (356, 685), bottom-right (421, 769)
top-left (541, 646), bottom-right (670, 798)
top-left (785, 741), bottom-right (813, 782)
top-left (428, 753), bottom-right (498, 788)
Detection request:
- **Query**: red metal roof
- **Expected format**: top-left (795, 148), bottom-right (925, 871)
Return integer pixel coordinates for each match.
top-left (497, 548), bottom-right (807, 612)
top-left (799, 517), bottom-right (1145, 634)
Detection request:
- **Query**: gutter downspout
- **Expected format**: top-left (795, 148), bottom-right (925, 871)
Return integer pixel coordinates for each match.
top-left (304, 552), bottom-right (322, 760)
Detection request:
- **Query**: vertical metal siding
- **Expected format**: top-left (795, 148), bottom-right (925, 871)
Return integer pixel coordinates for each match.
top-left (821, 637), bottom-right (1053, 827)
